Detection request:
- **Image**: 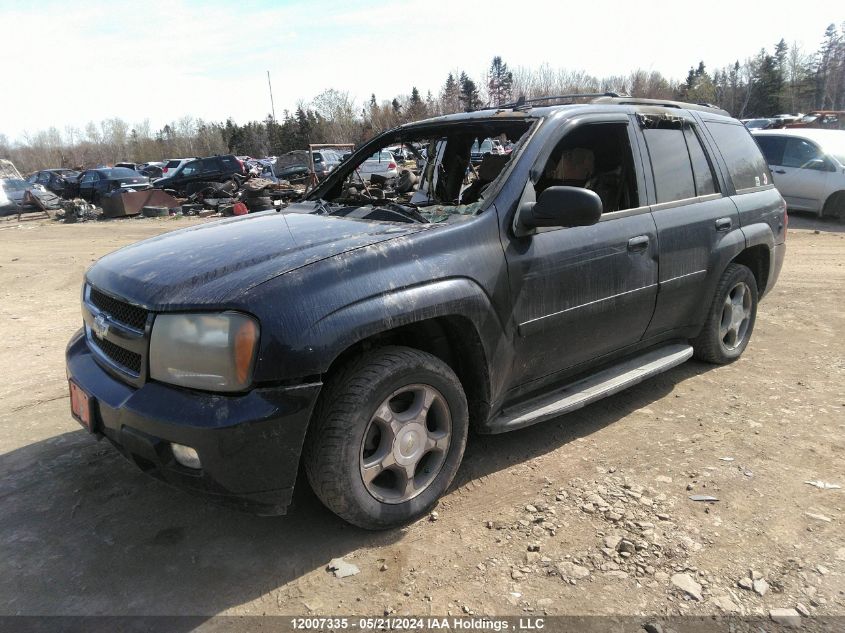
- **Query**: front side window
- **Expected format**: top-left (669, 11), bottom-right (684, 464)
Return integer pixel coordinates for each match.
top-left (536, 123), bottom-right (639, 213)
top-left (782, 138), bottom-right (823, 169)
top-left (180, 161), bottom-right (200, 177)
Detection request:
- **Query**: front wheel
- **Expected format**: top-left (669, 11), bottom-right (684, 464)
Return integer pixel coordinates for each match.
top-left (692, 263), bottom-right (758, 364)
top-left (304, 346), bottom-right (468, 529)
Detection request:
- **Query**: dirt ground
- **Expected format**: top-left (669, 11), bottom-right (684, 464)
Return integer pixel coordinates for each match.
top-left (0, 213), bottom-right (843, 624)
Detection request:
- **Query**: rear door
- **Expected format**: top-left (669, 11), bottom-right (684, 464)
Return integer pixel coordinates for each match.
top-left (219, 155), bottom-right (242, 177)
top-left (637, 112), bottom-right (740, 337)
top-left (200, 157), bottom-right (222, 180)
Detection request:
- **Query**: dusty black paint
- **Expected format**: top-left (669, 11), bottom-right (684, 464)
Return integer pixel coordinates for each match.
top-left (66, 101), bottom-right (787, 513)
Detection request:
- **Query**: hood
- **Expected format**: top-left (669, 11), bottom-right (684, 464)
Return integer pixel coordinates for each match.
top-left (85, 209), bottom-right (424, 309)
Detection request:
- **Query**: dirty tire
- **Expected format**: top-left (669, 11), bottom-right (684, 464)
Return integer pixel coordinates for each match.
top-left (822, 191), bottom-right (845, 220)
top-left (692, 263), bottom-right (758, 364)
top-left (304, 346), bottom-right (468, 530)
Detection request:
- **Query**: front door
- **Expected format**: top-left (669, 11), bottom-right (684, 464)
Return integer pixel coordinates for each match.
top-left (505, 119), bottom-right (659, 387)
top-left (78, 171), bottom-right (96, 201)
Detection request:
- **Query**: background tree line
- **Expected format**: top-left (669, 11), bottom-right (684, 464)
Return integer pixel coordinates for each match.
top-left (2, 22), bottom-right (843, 174)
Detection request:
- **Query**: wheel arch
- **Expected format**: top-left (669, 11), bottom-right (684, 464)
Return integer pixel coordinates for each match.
top-left (309, 278), bottom-right (502, 431)
top-left (823, 190), bottom-right (845, 218)
top-left (731, 244), bottom-right (771, 295)
top-left (322, 314), bottom-right (492, 432)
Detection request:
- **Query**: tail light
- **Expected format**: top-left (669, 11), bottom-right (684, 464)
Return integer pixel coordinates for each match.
top-left (163, 167), bottom-right (169, 173)
top-left (387, 162), bottom-right (397, 170)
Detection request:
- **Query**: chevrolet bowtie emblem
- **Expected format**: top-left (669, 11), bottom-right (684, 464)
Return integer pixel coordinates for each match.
top-left (93, 313), bottom-right (110, 339)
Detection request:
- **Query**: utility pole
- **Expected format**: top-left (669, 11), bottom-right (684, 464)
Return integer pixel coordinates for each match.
top-left (267, 71), bottom-right (276, 122)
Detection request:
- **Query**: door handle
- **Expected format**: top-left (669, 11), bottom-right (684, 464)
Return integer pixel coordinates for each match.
top-left (627, 235), bottom-right (650, 252)
top-left (715, 218), bottom-right (732, 231)
top-left (774, 169), bottom-right (786, 174)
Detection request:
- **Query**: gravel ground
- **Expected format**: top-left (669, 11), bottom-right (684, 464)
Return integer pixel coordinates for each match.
top-left (0, 213), bottom-right (843, 624)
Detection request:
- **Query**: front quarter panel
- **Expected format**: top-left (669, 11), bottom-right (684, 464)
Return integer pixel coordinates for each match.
top-left (242, 211), bottom-right (514, 400)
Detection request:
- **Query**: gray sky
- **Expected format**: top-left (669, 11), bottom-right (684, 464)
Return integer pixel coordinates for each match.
top-left (0, 0), bottom-right (839, 142)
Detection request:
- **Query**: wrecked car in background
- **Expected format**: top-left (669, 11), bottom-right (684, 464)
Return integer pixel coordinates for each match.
top-left (66, 95), bottom-right (785, 530)
top-left (152, 155), bottom-right (247, 195)
top-left (786, 110), bottom-right (845, 130)
top-left (77, 167), bottom-right (151, 204)
top-left (0, 177), bottom-right (62, 216)
top-left (26, 169), bottom-right (81, 198)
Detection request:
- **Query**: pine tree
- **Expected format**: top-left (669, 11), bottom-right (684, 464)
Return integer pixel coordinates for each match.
top-left (459, 72), bottom-right (481, 111)
top-left (488, 56), bottom-right (514, 106)
top-left (441, 73), bottom-right (460, 114)
top-left (408, 87), bottom-right (426, 121)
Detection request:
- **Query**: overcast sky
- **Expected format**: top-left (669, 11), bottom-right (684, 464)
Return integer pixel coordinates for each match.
top-left (0, 0), bottom-right (840, 142)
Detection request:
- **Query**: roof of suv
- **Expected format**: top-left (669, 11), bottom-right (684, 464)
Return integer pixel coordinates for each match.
top-left (393, 96), bottom-right (732, 131)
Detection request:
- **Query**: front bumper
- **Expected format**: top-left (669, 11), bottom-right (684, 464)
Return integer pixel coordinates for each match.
top-left (65, 328), bottom-right (321, 515)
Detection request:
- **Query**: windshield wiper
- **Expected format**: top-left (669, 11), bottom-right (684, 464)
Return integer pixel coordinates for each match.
top-left (370, 201), bottom-right (429, 223)
top-left (313, 198), bottom-right (332, 215)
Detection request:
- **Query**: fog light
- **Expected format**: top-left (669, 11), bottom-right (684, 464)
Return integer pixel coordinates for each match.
top-left (171, 443), bottom-right (201, 469)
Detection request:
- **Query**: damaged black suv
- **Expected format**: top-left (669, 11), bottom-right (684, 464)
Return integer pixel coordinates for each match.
top-left (66, 95), bottom-right (786, 529)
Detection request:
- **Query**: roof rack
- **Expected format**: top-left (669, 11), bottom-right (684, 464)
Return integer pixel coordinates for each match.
top-left (496, 92), bottom-right (619, 110)
top-left (489, 92), bottom-right (622, 111)
top-left (591, 96), bottom-right (730, 117)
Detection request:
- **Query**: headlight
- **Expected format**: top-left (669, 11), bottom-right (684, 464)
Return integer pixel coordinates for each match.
top-left (149, 312), bottom-right (259, 392)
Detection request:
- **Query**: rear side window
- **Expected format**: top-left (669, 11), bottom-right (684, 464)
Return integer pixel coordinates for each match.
top-left (704, 122), bottom-right (770, 191)
top-left (200, 158), bottom-right (219, 173)
top-left (755, 136), bottom-right (787, 165)
top-left (683, 127), bottom-right (717, 196)
top-left (642, 127), bottom-right (696, 203)
top-left (220, 156), bottom-right (239, 169)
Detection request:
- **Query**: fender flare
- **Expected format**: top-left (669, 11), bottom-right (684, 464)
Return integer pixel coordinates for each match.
top-left (741, 222), bottom-right (775, 251)
top-left (307, 277), bottom-right (506, 378)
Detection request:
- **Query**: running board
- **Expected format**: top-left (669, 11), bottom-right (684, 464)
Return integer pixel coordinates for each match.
top-left (488, 344), bottom-right (693, 433)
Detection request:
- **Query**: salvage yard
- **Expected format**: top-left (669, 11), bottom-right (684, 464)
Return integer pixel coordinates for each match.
top-left (0, 215), bottom-right (843, 619)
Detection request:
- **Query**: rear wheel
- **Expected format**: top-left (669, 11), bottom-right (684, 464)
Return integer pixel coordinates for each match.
top-left (304, 346), bottom-right (468, 529)
top-left (822, 191), bottom-right (845, 221)
top-left (692, 263), bottom-right (758, 364)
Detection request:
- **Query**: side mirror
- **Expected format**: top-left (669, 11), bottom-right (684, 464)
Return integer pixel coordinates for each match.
top-left (519, 186), bottom-right (603, 230)
top-left (805, 158), bottom-right (828, 171)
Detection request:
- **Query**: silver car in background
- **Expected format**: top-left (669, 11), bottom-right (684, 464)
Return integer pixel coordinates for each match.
top-left (355, 150), bottom-right (398, 181)
top-left (753, 129), bottom-right (845, 218)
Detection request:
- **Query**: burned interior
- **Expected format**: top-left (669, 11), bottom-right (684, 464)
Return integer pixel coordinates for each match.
top-left (303, 115), bottom-right (648, 225)
top-left (306, 119), bottom-right (534, 223)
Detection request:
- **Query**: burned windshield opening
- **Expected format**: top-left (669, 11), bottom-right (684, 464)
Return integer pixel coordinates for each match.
top-left (311, 120), bottom-right (533, 223)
